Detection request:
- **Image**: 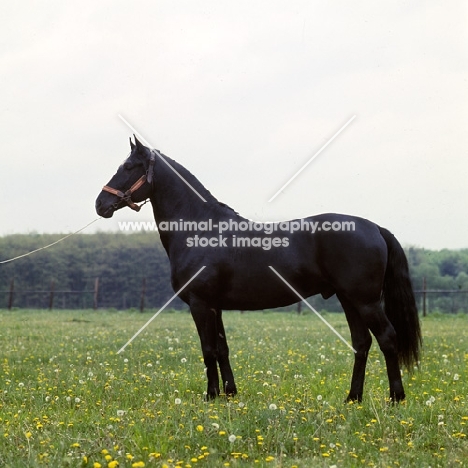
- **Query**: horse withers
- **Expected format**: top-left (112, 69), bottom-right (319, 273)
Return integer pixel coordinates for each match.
top-left (95, 137), bottom-right (422, 402)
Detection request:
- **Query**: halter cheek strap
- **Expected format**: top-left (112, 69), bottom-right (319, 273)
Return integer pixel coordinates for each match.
top-left (102, 151), bottom-right (156, 212)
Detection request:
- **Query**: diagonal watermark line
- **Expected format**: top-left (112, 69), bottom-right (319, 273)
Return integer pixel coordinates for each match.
top-left (118, 114), bottom-right (207, 202)
top-left (268, 266), bottom-right (356, 353)
top-left (268, 115), bottom-right (356, 202)
top-left (117, 266), bottom-right (206, 354)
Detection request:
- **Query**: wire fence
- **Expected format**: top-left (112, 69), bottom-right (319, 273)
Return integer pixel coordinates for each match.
top-left (1, 277), bottom-right (467, 314)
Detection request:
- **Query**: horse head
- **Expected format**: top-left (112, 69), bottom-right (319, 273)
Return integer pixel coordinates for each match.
top-left (95, 136), bottom-right (155, 218)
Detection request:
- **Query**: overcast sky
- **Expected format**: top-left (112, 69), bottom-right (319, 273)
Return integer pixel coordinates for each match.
top-left (1, 1), bottom-right (467, 250)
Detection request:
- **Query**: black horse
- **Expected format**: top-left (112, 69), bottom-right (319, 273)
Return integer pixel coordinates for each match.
top-left (95, 137), bottom-right (421, 402)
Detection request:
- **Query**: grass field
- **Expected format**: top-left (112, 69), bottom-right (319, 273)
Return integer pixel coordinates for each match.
top-left (0, 309), bottom-right (466, 467)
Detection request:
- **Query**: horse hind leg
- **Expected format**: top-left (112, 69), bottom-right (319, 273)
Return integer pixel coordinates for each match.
top-left (356, 300), bottom-right (405, 402)
top-left (338, 294), bottom-right (372, 402)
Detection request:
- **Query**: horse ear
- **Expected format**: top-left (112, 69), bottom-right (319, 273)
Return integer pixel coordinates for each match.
top-left (129, 137), bottom-right (135, 150)
top-left (134, 135), bottom-right (144, 150)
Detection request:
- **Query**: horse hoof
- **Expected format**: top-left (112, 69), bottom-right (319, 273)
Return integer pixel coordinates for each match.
top-left (345, 393), bottom-right (362, 403)
top-left (224, 385), bottom-right (238, 397)
top-left (390, 392), bottom-right (405, 403)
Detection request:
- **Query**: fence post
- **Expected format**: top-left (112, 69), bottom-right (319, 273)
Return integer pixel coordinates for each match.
top-left (8, 279), bottom-right (14, 310)
top-left (49, 280), bottom-right (55, 310)
top-left (93, 278), bottom-right (99, 310)
top-left (297, 301), bottom-right (302, 315)
top-left (422, 277), bottom-right (427, 317)
top-left (140, 277), bottom-right (146, 312)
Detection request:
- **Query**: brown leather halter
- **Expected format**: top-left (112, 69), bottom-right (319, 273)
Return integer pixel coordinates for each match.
top-left (102, 151), bottom-right (156, 212)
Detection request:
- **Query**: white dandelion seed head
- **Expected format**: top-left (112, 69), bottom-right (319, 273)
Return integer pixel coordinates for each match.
top-left (269, 403), bottom-right (277, 410)
top-left (74, 397), bottom-right (81, 403)
top-left (174, 398), bottom-right (182, 405)
top-left (117, 410), bottom-right (125, 417)
top-left (317, 395), bottom-right (323, 401)
top-left (228, 434), bottom-right (236, 443)
top-left (181, 358), bottom-right (187, 363)
top-left (453, 373), bottom-right (460, 381)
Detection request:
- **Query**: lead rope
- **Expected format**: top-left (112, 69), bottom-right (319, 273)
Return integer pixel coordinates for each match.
top-left (0, 217), bottom-right (102, 264)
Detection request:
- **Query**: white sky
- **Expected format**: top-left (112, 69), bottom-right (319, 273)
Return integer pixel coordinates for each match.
top-left (1, 1), bottom-right (467, 249)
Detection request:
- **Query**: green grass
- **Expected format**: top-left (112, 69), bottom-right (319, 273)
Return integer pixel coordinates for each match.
top-left (0, 309), bottom-right (466, 467)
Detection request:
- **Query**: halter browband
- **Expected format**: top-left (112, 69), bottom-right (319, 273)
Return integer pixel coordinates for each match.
top-left (102, 151), bottom-right (156, 212)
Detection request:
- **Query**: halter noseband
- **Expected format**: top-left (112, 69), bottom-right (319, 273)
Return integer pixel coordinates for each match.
top-left (102, 151), bottom-right (156, 212)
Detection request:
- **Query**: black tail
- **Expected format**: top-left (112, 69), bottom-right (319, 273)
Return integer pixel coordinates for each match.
top-left (379, 227), bottom-right (422, 370)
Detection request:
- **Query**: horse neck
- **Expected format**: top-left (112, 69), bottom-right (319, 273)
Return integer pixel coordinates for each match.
top-left (149, 154), bottom-right (234, 226)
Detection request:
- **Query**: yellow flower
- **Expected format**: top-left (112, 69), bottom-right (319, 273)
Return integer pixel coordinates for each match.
top-left (108, 461), bottom-right (119, 468)
top-left (93, 464), bottom-right (102, 468)
top-left (196, 425), bottom-right (204, 432)
top-left (25, 431), bottom-right (32, 439)
top-left (131, 462), bottom-right (145, 468)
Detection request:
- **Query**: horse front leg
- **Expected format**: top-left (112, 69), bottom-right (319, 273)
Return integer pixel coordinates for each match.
top-left (215, 309), bottom-right (237, 396)
top-left (190, 297), bottom-right (220, 399)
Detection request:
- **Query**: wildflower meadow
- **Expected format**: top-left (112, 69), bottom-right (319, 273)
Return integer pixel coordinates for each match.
top-left (0, 309), bottom-right (466, 467)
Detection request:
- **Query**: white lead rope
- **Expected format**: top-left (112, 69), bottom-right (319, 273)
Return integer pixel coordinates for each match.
top-left (0, 217), bottom-right (102, 264)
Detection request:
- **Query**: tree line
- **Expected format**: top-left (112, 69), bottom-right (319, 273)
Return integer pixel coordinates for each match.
top-left (0, 232), bottom-right (467, 313)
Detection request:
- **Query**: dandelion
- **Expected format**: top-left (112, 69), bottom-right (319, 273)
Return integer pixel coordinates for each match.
top-left (93, 463), bottom-right (102, 468)
top-left (117, 410), bottom-right (125, 417)
top-left (75, 397), bottom-right (81, 403)
top-left (181, 358), bottom-right (187, 363)
top-left (317, 395), bottom-right (323, 401)
top-left (18, 382), bottom-right (24, 388)
top-left (212, 423), bottom-right (220, 430)
top-left (453, 374), bottom-right (460, 381)
top-left (131, 462), bottom-right (145, 468)
top-left (238, 402), bottom-right (245, 408)
top-left (228, 434), bottom-right (237, 443)
top-left (175, 398), bottom-right (181, 405)
top-left (269, 403), bottom-right (277, 410)
top-left (108, 461), bottom-right (119, 468)
top-left (426, 395), bottom-right (436, 406)
top-left (196, 425), bottom-right (204, 432)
